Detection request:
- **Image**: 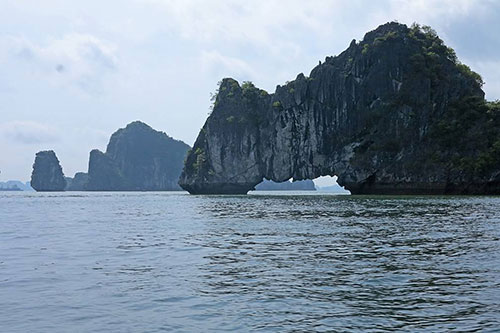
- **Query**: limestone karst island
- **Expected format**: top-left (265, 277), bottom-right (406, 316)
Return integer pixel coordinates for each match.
top-left (182, 22), bottom-right (500, 194)
top-left (28, 22), bottom-right (500, 195)
top-left (3, 3), bottom-right (500, 332)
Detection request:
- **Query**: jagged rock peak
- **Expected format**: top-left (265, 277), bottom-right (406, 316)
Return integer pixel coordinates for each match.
top-left (86, 121), bottom-right (191, 191)
top-left (30, 150), bottom-right (67, 192)
top-left (179, 22), bottom-right (499, 195)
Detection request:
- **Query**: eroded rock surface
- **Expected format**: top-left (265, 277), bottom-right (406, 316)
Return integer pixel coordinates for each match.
top-left (179, 22), bottom-right (500, 194)
top-left (30, 150), bottom-right (66, 191)
top-left (86, 121), bottom-right (190, 191)
top-left (65, 172), bottom-right (89, 191)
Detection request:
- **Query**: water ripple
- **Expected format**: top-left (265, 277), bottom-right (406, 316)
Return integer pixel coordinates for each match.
top-left (0, 192), bottom-right (499, 332)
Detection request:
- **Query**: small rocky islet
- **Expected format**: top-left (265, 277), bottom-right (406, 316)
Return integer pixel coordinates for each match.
top-left (30, 151), bottom-right (66, 192)
top-left (31, 22), bottom-right (500, 194)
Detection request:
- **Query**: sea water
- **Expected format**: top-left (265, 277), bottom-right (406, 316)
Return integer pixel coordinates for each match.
top-left (1, 192), bottom-right (499, 332)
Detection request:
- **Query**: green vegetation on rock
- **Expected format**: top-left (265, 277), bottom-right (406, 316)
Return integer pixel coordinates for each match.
top-left (179, 22), bottom-right (500, 195)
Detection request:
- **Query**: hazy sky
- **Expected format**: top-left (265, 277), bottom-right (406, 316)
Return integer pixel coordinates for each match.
top-left (1, 0), bottom-right (499, 181)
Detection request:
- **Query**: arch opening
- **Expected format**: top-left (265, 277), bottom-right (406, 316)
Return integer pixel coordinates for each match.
top-left (252, 178), bottom-right (316, 191)
top-left (250, 176), bottom-right (350, 194)
top-left (313, 176), bottom-right (350, 194)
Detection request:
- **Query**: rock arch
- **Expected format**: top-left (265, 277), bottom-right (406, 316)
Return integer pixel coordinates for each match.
top-left (179, 23), bottom-right (499, 195)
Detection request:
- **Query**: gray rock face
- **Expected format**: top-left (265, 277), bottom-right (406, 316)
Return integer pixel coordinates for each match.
top-left (65, 172), bottom-right (89, 191)
top-left (86, 121), bottom-right (190, 191)
top-left (30, 150), bottom-right (67, 192)
top-left (179, 22), bottom-right (500, 195)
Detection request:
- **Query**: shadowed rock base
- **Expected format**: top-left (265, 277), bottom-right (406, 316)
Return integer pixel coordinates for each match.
top-left (345, 182), bottom-right (500, 195)
top-left (181, 183), bottom-right (255, 195)
top-left (181, 181), bottom-right (500, 195)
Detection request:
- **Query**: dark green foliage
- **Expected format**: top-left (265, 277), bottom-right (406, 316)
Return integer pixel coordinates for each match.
top-left (361, 43), bottom-right (370, 55)
top-left (182, 127), bottom-right (214, 181)
top-left (241, 81), bottom-right (261, 105)
top-left (241, 81), bottom-right (255, 90)
top-left (430, 97), bottom-right (500, 176)
top-left (192, 147), bottom-right (207, 174)
top-left (408, 23), bottom-right (483, 87)
top-left (209, 80), bottom-right (222, 113)
top-left (374, 30), bottom-right (399, 45)
top-left (180, 22), bottom-right (500, 195)
top-left (457, 63), bottom-right (484, 87)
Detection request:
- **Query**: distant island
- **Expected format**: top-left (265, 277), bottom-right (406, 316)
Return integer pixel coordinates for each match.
top-left (254, 179), bottom-right (316, 191)
top-left (179, 22), bottom-right (500, 195)
top-left (0, 185), bottom-right (22, 191)
top-left (85, 121), bottom-right (190, 191)
top-left (316, 183), bottom-right (350, 194)
top-left (0, 181), bottom-right (33, 191)
top-left (30, 121), bottom-right (191, 191)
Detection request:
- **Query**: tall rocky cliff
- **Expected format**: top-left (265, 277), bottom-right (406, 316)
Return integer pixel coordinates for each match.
top-left (179, 22), bottom-right (500, 195)
top-left (86, 121), bottom-right (190, 191)
top-left (30, 150), bottom-right (67, 191)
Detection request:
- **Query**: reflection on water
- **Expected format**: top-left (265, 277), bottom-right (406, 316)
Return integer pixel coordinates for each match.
top-left (0, 192), bottom-right (499, 332)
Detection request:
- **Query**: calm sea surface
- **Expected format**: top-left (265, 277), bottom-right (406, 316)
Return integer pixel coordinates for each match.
top-left (0, 191), bottom-right (499, 332)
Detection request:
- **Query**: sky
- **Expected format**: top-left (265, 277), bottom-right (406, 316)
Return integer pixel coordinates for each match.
top-left (1, 0), bottom-right (499, 182)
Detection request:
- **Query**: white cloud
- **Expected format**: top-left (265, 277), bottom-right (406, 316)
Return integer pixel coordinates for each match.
top-left (200, 50), bottom-right (254, 79)
top-left (0, 121), bottom-right (59, 144)
top-left (136, 0), bottom-right (497, 78)
top-left (138, 0), bottom-right (487, 40)
top-left (390, 0), bottom-right (481, 18)
top-left (138, 0), bottom-right (345, 54)
top-left (2, 33), bottom-right (118, 95)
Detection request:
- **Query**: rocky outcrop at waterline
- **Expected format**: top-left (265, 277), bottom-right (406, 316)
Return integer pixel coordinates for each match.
top-left (179, 22), bottom-right (500, 195)
top-left (30, 150), bottom-right (67, 191)
top-left (86, 121), bottom-right (190, 191)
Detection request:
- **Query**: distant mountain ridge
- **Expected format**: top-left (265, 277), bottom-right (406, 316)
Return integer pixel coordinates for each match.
top-left (0, 180), bottom-right (33, 191)
top-left (30, 121), bottom-right (191, 192)
top-left (86, 121), bottom-right (191, 191)
top-left (255, 179), bottom-right (316, 191)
